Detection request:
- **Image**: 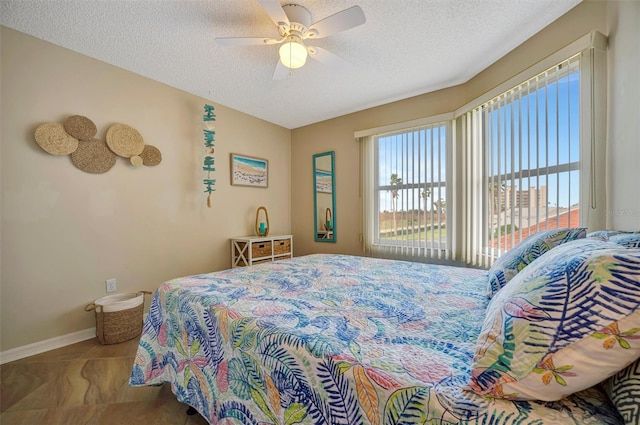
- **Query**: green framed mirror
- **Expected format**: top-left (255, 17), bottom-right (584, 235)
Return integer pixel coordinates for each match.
top-left (313, 151), bottom-right (336, 243)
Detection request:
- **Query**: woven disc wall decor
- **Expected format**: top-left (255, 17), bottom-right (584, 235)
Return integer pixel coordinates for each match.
top-left (130, 155), bottom-right (143, 167)
top-left (34, 122), bottom-right (79, 155)
top-left (64, 115), bottom-right (97, 141)
top-left (140, 145), bottom-right (162, 166)
top-left (106, 123), bottom-right (144, 158)
top-left (71, 139), bottom-right (116, 174)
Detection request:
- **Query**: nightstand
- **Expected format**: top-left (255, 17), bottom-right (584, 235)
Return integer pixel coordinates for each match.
top-left (231, 235), bottom-right (293, 267)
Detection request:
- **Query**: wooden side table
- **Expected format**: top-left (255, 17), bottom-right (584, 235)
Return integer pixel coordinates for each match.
top-left (231, 235), bottom-right (293, 267)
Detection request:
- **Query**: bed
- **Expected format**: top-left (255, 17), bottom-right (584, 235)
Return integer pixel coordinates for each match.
top-left (130, 253), bottom-right (627, 424)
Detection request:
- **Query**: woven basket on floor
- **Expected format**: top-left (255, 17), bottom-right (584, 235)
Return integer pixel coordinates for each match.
top-left (85, 291), bottom-right (151, 345)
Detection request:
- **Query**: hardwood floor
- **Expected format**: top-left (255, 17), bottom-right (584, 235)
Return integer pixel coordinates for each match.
top-left (0, 337), bottom-right (210, 425)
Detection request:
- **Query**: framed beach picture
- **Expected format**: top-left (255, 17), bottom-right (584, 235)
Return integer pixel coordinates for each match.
top-left (315, 169), bottom-right (333, 193)
top-left (230, 153), bottom-right (268, 188)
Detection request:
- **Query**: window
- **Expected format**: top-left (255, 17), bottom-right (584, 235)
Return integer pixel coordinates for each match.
top-left (360, 31), bottom-right (606, 266)
top-left (360, 118), bottom-right (452, 261)
top-left (486, 55), bottom-right (581, 255)
top-left (459, 32), bottom-right (606, 267)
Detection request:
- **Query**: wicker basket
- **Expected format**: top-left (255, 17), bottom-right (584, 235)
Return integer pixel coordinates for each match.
top-left (273, 239), bottom-right (291, 255)
top-left (252, 241), bottom-right (272, 259)
top-left (85, 291), bottom-right (151, 345)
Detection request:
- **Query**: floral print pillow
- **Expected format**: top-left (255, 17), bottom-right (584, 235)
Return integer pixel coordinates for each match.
top-left (586, 230), bottom-right (628, 241)
top-left (605, 357), bottom-right (640, 425)
top-left (469, 238), bottom-right (640, 401)
top-left (610, 233), bottom-right (640, 248)
top-left (487, 227), bottom-right (586, 298)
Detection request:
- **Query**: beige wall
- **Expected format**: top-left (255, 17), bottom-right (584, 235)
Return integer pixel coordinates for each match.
top-left (0, 27), bottom-right (291, 351)
top-left (292, 0), bottom-right (638, 257)
top-left (606, 0), bottom-right (640, 230)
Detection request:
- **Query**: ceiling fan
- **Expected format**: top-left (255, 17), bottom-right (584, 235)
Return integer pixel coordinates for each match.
top-left (216, 0), bottom-right (366, 80)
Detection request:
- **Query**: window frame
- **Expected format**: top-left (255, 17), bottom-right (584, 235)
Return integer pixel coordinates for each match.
top-left (482, 54), bottom-right (582, 256)
top-left (372, 121), bottom-right (452, 256)
top-left (454, 31), bottom-right (606, 266)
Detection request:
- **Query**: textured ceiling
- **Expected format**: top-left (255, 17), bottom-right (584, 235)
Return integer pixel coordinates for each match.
top-left (1, 0), bottom-right (581, 129)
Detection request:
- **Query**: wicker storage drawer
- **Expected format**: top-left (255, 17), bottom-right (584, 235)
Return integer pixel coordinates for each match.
top-left (252, 258), bottom-right (273, 265)
top-left (273, 239), bottom-right (291, 255)
top-left (252, 241), bottom-right (272, 258)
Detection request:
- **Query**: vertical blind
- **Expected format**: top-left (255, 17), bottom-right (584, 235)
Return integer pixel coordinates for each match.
top-left (362, 121), bottom-right (452, 261)
top-left (461, 54), bottom-right (582, 267)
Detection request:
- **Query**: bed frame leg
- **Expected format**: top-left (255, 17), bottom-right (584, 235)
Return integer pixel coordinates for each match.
top-left (186, 406), bottom-right (197, 416)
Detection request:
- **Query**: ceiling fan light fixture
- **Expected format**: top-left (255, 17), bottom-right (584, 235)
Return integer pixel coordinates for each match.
top-left (279, 39), bottom-right (307, 69)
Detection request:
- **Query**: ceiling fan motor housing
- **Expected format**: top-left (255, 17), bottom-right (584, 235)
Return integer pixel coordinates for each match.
top-left (280, 4), bottom-right (312, 36)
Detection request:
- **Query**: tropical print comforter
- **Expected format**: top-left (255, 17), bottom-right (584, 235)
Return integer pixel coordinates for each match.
top-left (130, 254), bottom-right (622, 424)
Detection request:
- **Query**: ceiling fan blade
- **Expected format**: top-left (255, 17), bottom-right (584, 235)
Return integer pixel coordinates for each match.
top-left (258, 0), bottom-right (290, 27)
top-left (307, 6), bottom-right (365, 39)
top-left (216, 37), bottom-right (279, 47)
top-left (273, 60), bottom-right (290, 80)
top-left (308, 46), bottom-right (354, 71)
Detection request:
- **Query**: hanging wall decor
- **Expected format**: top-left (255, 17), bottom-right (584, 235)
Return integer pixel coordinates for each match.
top-left (140, 145), bottom-right (162, 166)
top-left (71, 138), bottom-right (117, 174)
top-left (64, 115), bottom-right (97, 140)
top-left (202, 104), bottom-right (216, 207)
top-left (105, 123), bottom-right (145, 165)
top-left (34, 115), bottom-right (161, 174)
top-left (34, 122), bottom-right (79, 155)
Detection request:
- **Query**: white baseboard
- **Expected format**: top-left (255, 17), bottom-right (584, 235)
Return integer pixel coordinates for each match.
top-left (0, 313), bottom-right (148, 364)
top-left (0, 328), bottom-right (96, 364)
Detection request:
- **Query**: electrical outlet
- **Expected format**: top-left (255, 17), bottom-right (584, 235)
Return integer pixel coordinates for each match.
top-left (105, 279), bottom-right (117, 293)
